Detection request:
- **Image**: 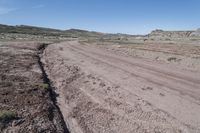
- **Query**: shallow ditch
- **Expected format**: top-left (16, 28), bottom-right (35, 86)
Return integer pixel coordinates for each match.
top-left (37, 43), bottom-right (70, 133)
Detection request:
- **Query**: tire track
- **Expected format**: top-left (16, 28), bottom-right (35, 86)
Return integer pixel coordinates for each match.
top-left (67, 44), bottom-right (200, 102)
top-left (43, 41), bottom-right (200, 132)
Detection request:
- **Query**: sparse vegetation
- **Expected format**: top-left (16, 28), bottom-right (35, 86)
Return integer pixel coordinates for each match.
top-left (0, 24), bottom-right (104, 41)
top-left (0, 42), bottom-right (67, 132)
top-left (40, 83), bottom-right (49, 90)
top-left (0, 111), bottom-right (16, 122)
top-left (167, 57), bottom-right (177, 62)
top-left (0, 23), bottom-right (200, 132)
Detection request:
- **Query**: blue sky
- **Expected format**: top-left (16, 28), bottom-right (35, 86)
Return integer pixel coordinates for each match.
top-left (0, 0), bottom-right (199, 34)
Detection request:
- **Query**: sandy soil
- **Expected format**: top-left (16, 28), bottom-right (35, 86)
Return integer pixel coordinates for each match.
top-left (42, 41), bottom-right (200, 133)
top-left (94, 42), bottom-right (200, 72)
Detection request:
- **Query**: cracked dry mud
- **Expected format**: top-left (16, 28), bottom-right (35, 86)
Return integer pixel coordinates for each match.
top-left (42, 41), bottom-right (200, 133)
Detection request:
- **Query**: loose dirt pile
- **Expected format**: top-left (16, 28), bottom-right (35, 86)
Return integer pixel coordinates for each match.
top-left (0, 42), bottom-right (68, 133)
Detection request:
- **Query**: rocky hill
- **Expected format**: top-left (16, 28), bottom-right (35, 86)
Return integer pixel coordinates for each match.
top-left (0, 24), bottom-right (104, 39)
top-left (148, 29), bottom-right (194, 39)
top-left (190, 28), bottom-right (200, 37)
top-left (0, 24), bottom-right (62, 36)
top-left (0, 24), bottom-right (199, 41)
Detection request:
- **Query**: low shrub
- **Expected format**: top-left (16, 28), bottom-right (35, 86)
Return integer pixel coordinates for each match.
top-left (0, 111), bottom-right (16, 122)
top-left (167, 57), bottom-right (177, 62)
top-left (41, 83), bottom-right (49, 90)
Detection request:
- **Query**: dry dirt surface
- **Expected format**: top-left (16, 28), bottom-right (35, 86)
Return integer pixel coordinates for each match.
top-left (0, 42), bottom-right (68, 133)
top-left (95, 42), bottom-right (200, 72)
top-left (42, 41), bottom-right (200, 133)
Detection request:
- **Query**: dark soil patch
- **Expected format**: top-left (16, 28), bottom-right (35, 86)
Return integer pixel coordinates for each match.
top-left (0, 42), bottom-right (69, 133)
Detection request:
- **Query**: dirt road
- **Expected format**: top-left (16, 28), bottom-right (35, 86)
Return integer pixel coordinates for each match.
top-left (42, 41), bottom-right (200, 133)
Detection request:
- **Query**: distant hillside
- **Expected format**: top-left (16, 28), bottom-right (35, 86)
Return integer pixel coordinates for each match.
top-left (190, 28), bottom-right (200, 37)
top-left (0, 24), bottom-right (199, 40)
top-left (0, 24), bottom-right (104, 38)
top-left (64, 29), bottom-right (104, 38)
top-left (0, 24), bottom-right (62, 36)
top-left (148, 29), bottom-right (194, 38)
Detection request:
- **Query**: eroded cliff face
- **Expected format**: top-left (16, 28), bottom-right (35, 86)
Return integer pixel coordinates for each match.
top-left (190, 28), bottom-right (200, 37)
top-left (148, 29), bottom-right (194, 39)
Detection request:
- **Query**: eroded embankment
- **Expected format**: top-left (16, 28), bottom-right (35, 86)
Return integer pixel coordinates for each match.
top-left (37, 43), bottom-right (69, 133)
top-left (0, 42), bottom-right (69, 133)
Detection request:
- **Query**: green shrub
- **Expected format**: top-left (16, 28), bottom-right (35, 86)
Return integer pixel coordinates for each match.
top-left (0, 111), bottom-right (16, 122)
top-left (41, 83), bottom-right (49, 90)
top-left (167, 57), bottom-right (177, 62)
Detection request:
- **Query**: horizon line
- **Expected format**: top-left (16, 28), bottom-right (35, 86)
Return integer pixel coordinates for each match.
top-left (0, 23), bottom-right (198, 35)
